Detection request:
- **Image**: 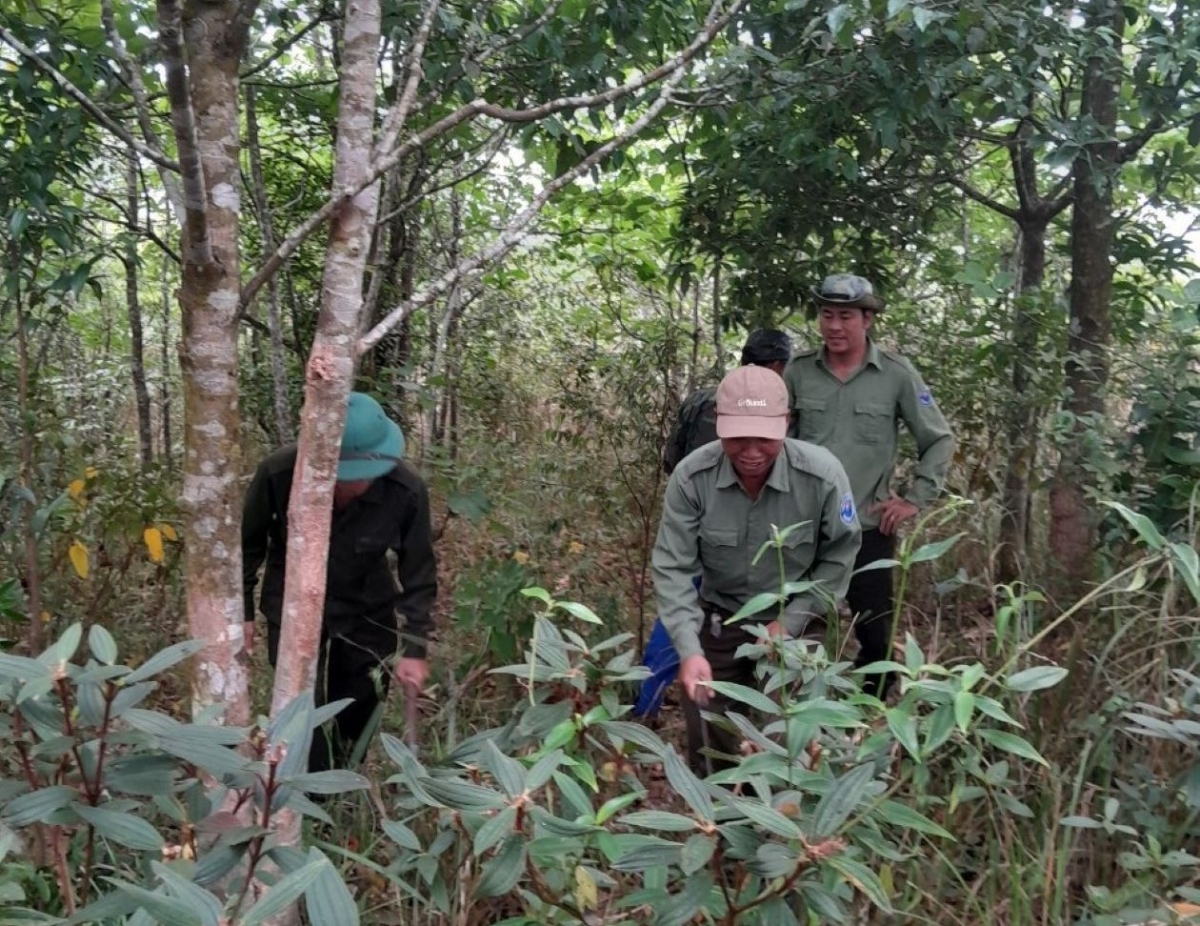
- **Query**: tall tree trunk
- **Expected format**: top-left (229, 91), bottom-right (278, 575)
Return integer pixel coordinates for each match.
top-left (1050, 0), bottom-right (1123, 596)
top-left (245, 84), bottom-right (293, 444)
top-left (160, 0), bottom-right (257, 724)
top-left (997, 218), bottom-right (1047, 584)
top-left (124, 154), bottom-right (155, 471)
top-left (266, 0), bottom-right (382, 877)
top-left (160, 254), bottom-right (173, 469)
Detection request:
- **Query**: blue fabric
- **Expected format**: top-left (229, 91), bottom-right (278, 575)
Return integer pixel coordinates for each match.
top-left (634, 618), bottom-right (680, 718)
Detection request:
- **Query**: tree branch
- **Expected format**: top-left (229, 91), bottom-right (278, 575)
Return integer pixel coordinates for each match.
top-left (377, 0), bottom-right (441, 155)
top-left (241, 0), bottom-right (747, 312)
top-left (0, 25), bottom-right (179, 173)
top-left (948, 177), bottom-right (1020, 221)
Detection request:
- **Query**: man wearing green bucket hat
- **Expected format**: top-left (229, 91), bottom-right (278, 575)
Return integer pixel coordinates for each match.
top-left (242, 392), bottom-right (438, 771)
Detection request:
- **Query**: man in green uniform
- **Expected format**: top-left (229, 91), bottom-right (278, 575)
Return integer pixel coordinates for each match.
top-left (784, 274), bottom-right (954, 697)
top-left (662, 329), bottom-right (793, 475)
top-left (243, 392), bottom-right (438, 771)
top-left (653, 365), bottom-right (861, 773)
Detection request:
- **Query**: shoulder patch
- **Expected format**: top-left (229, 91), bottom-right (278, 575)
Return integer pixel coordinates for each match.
top-left (918, 387), bottom-right (934, 407)
top-left (839, 492), bottom-right (857, 525)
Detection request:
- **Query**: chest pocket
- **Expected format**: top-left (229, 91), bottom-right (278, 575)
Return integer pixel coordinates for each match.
top-left (779, 522), bottom-right (816, 577)
top-left (853, 401), bottom-right (894, 444)
top-left (795, 398), bottom-right (828, 441)
top-left (699, 526), bottom-right (740, 573)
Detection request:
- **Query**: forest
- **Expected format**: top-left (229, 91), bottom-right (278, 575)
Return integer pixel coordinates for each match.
top-left (0, 0), bottom-right (1198, 922)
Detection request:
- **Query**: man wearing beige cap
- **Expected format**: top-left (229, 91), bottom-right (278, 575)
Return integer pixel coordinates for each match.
top-left (652, 365), bottom-right (861, 774)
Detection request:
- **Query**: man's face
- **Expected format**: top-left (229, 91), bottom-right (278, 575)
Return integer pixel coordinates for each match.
top-left (721, 436), bottom-right (785, 481)
top-left (818, 305), bottom-right (872, 357)
top-left (333, 479), bottom-right (373, 509)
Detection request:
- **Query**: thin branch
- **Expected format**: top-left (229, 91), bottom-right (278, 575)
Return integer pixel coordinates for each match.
top-left (377, 0), bottom-right (441, 154)
top-left (241, 0), bottom-right (746, 311)
top-left (0, 25), bottom-right (178, 172)
top-left (948, 177), bottom-right (1020, 221)
top-left (359, 33), bottom-right (705, 352)
top-left (241, 12), bottom-right (332, 79)
top-left (155, 0), bottom-right (211, 263)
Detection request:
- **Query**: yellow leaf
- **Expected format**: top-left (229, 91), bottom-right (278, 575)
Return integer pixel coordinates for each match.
top-left (68, 541), bottom-right (89, 579)
top-left (512, 550), bottom-right (530, 565)
top-left (159, 523), bottom-right (179, 542)
top-left (39, 610), bottom-right (51, 623)
top-left (144, 527), bottom-right (165, 564)
top-left (1171, 903), bottom-right (1200, 920)
top-left (68, 479), bottom-right (86, 500)
top-left (568, 541), bottom-right (585, 555)
top-left (573, 865), bottom-right (598, 911)
top-left (84, 466), bottom-right (98, 479)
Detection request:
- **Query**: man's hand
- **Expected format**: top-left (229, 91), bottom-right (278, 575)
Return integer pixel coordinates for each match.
top-left (243, 622), bottom-right (256, 656)
top-left (394, 657), bottom-right (430, 692)
top-left (870, 496), bottom-right (919, 536)
top-left (679, 654), bottom-right (713, 706)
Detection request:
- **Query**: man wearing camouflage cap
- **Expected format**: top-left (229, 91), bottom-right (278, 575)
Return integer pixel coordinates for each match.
top-left (653, 365), bottom-right (861, 774)
top-left (785, 274), bottom-right (954, 697)
top-left (663, 329), bottom-right (794, 475)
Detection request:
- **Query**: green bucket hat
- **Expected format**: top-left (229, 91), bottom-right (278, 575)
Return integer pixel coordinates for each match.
top-left (337, 392), bottom-right (404, 482)
top-left (811, 273), bottom-right (886, 312)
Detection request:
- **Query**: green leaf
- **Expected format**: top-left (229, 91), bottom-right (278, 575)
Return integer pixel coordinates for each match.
top-left (520, 586), bottom-right (552, 604)
top-left (303, 848), bottom-right (360, 926)
top-left (977, 728), bottom-right (1048, 766)
top-left (954, 691), bottom-right (975, 733)
top-left (728, 592), bottom-right (782, 623)
top-left (474, 806), bottom-right (518, 856)
top-left (885, 707), bottom-right (920, 760)
top-left (124, 640), bottom-right (206, 684)
top-left (707, 681), bottom-right (781, 715)
top-left (597, 720), bottom-right (666, 756)
top-left (680, 833), bottom-right (715, 875)
top-left (87, 624), bottom-right (118, 665)
top-left (611, 837), bottom-right (683, 871)
top-left (0, 652), bottom-right (51, 682)
top-left (523, 748), bottom-right (564, 791)
top-left (663, 747), bottom-right (713, 821)
top-left (825, 854), bottom-right (892, 911)
top-left (811, 764), bottom-right (874, 836)
top-left (484, 740), bottom-right (526, 798)
top-left (726, 796), bottom-right (804, 839)
top-left (193, 843), bottom-right (245, 886)
top-left (148, 862), bottom-right (222, 926)
top-left (555, 600), bottom-right (602, 624)
top-left (3, 785), bottom-right (78, 826)
top-left (1169, 542), bottom-right (1200, 605)
top-left (423, 778), bottom-right (507, 812)
top-left (620, 810), bottom-right (698, 832)
top-left (72, 803), bottom-right (163, 851)
top-left (382, 818), bottom-right (422, 851)
top-left (289, 769), bottom-right (370, 795)
top-left (475, 836), bottom-right (526, 897)
top-left (109, 878), bottom-right (203, 926)
top-left (1005, 666), bottom-right (1068, 692)
top-left (907, 533), bottom-right (964, 564)
top-left (1100, 501), bottom-right (1165, 550)
top-left (874, 800), bottom-right (953, 839)
top-left (38, 622), bottom-right (83, 668)
top-left (239, 858), bottom-right (327, 925)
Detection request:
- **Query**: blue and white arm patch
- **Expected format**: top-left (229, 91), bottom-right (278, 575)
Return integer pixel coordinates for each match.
top-left (839, 492), bottom-right (856, 525)
top-left (918, 386), bottom-right (934, 407)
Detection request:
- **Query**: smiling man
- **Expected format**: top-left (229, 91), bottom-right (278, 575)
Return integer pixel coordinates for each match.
top-left (785, 274), bottom-right (954, 697)
top-left (652, 365), bottom-right (861, 774)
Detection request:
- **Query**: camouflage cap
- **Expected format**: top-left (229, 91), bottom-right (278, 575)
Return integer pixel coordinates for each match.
top-left (811, 273), bottom-right (885, 312)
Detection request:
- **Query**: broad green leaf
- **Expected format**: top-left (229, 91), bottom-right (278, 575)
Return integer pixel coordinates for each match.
top-left (107, 881), bottom-right (201, 926)
top-left (707, 681), bottom-right (780, 715)
top-left (728, 592), bottom-right (782, 623)
top-left (302, 848), bottom-right (360, 926)
top-left (886, 707), bottom-right (920, 760)
top-left (1101, 501), bottom-right (1165, 550)
top-left (825, 854), bottom-right (892, 911)
top-left (72, 803), bottom-right (163, 852)
top-left (519, 586), bottom-right (552, 604)
top-left (619, 810), bottom-right (698, 832)
top-left (475, 836), bottom-right (525, 897)
top-left (484, 740), bottom-right (526, 798)
top-left (87, 624), bottom-right (118, 665)
top-left (289, 769), bottom-right (370, 794)
top-left (239, 858), bottom-right (327, 925)
top-left (611, 837), bottom-right (683, 871)
top-left (39, 622), bottom-right (82, 667)
top-left (192, 843), bottom-right (245, 886)
top-left (1169, 542), bottom-right (1200, 605)
top-left (555, 600), bottom-right (602, 624)
top-left (1005, 666), bottom-right (1068, 692)
top-left (874, 800), bottom-right (953, 838)
top-left (977, 728), bottom-right (1048, 766)
top-left (907, 533), bottom-right (964, 564)
top-left (382, 818), bottom-right (422, 851)
top-left (597, 720), bottom-right (667, 756)
top-left (3, 785), bottom-right (78, 826)
top-left (663, 747), bottom-right (713, 820)
top-left (474, 806), bottom-right (518, 856)
top-left (423, 778), bottom-right (507, 811)
top-left (680, 833), bottom-right (715, 875)
top-left (523, 748), bottom-right (564, 792)
top-left (954, 691), bottom-right (975, 733)
top-left (726, 796), bottom-right (803, 838)
top-left (811, 764), bottom-right (875, 836)
top-left (124, 640), bottom-right (206, 684)
top-left (148, 862), bottom-right (222, 926)
top-left (0, 652), bottom-right (51, 682)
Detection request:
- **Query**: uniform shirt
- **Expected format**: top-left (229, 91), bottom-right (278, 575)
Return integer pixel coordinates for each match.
top-left (242, 446), bottom-right (438, 658)
top-left (784, 340), bottom-right (954, 530)
top-left (652, 440), bottom-right (861, 661)
top-left (663, 386), bottom-right (718, 474)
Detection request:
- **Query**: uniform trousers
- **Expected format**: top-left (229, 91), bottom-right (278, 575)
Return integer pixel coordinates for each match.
top-left (848, 529), bottom-right (897, 697)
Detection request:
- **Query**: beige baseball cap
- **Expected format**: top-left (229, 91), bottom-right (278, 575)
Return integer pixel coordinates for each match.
top-left (715, 365), bottom-right (789, 440)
